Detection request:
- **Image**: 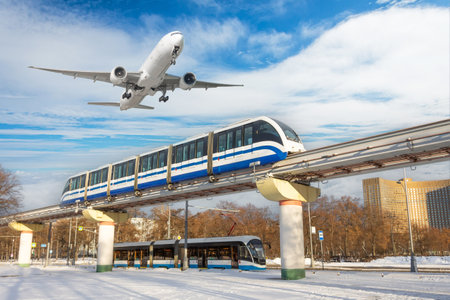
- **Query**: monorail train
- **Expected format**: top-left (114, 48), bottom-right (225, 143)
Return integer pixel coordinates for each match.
top-left (60, 116), bottom-right (305, 205)
top-left (113, 235), bottom-right (266, 270)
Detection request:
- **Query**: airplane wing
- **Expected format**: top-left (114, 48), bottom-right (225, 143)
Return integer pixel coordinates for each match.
top-left (161, 74), bottom-right (243, 91)
top-left (28, 66), bottom-right (141, 88)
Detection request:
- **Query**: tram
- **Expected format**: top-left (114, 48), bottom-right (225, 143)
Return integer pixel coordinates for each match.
top-left (113, 236), bottom-right (266, 271)
top-left (60, 116), bottom-right (305, 205)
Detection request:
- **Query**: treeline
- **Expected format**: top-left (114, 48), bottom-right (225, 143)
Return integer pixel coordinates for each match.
top-left (0, 196), bottom-right (448, 261)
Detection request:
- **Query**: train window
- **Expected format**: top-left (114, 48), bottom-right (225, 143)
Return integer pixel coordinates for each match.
top-left (140, 155), bottom-right (149, 172)
top-left (176, 146), bottom-right (183, 163)
top-left (235, 128), bottom-right (242, 148)
top-left (218, 133), bottom-right (226, 152)
top-left (239, 245), bottom-right (251, 262)
top-left (226, 131), bottom-right (234, 150)
top-left (153, 248), bottom-right (164, 260)
top-left (196, 139), bottom-right (204, 158)
top-left (101, 168), bottom-right (108, 182)
top-left (150, 153), bottom-right (156, 169)
top-left (273, 119), bottom-right (301, 142)
top-left (113, 164), bottom-right (121, 179)
top-left (80, 174), bottom-right (86, 188)
top-left (127, 160), bottom-right (135, 176)
top-left (253, 121), bottom-right (282, 144)
top-left (183, 144), bottom-right (189, 161)
top-left (189, 142), bottom-right (196, 160)
top-left (63, 180), bottom-right (70, 194)
top-left (244, 125), bottom-right (253, 146)
top-left (158, 150), bottom-right (167, 168)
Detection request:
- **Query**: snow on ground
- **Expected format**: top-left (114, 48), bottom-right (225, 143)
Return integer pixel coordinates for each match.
top-left (266, 256), bottom-right (450, 270)
top-left (0, 262), bottom-right (449, 299)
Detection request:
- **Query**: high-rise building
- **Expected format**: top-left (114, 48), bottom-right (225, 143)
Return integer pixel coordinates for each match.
top-left (363, 177), bottom-right (450, 231)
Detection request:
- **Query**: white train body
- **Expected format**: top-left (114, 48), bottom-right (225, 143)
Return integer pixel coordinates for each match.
top-left (60, 116), bottom-right (305, 205)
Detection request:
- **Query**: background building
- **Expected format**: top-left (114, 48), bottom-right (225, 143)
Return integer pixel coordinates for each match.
top-left (363, 177), bottom-right (450, 231)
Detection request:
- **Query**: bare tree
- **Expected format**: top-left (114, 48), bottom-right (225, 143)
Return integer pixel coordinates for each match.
top-left (0, 165), bottom-right (22, 216)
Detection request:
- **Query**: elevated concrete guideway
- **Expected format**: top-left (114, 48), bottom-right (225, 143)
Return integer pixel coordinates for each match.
top-left (1, 118), bottom-right (449, 226)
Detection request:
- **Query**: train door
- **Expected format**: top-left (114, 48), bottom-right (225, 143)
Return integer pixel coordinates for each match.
top-left (231, 246), bottom-right (239, 269)
top-left (198, 248), bottom-right (207, 268)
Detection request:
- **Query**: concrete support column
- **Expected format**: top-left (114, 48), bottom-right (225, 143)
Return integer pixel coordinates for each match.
top-left (8, 221), bottom-right (44, 267)
top-left (82, 209), bottom-right (129, 272)
top-left (97, 221), bottom-right (115, 272)
top-left (279, 200), bottom-right (305, 279)
top-left (256, 177), bottom-right (320, 280)
top-left (18, 231), bottom-right (33, 267)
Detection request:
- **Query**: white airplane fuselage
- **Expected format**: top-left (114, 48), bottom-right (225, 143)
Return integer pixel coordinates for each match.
top-left (120, 31), bottom-right (184, 110)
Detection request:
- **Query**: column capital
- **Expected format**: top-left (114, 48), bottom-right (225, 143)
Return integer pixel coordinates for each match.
top-left (8, 221), bottom-right (44, 232)
top-left (256, 177), bottom-right (320, 202)
top-left (82, 209), bottom-right (129, 224)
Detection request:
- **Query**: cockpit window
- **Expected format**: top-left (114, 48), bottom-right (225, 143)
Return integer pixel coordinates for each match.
top-left (273, 119), bottom-right (301, 143)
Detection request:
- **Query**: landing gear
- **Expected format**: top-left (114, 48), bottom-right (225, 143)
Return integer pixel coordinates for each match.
top-left (159, 95), bottom-right (169, 102)
top-left (122, 91), bottom-right (132, 99)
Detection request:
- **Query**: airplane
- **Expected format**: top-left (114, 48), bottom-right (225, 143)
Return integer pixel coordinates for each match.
top-left (29, 31), bottom-right (243, 110)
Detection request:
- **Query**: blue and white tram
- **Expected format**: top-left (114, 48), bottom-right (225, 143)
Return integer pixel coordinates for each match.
top-left (60, 116), bottom-right (305, 205)
top-left (113, 236), bottom-right (266, 271)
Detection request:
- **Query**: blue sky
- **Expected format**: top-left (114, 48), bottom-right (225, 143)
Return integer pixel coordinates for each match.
top-left (0, 0), bottom-right (448, 211)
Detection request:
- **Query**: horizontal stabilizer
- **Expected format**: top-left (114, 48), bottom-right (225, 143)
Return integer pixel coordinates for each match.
top-left (87, 102), bottom-right (154, 110)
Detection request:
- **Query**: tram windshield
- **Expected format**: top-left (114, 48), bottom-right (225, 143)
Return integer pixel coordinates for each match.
top-left (273, 119), bottom-right (301, 143)
top-left (247, 239), bottom-right (265, 264)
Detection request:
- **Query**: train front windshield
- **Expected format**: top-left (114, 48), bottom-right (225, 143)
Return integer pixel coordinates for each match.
top-left (273, 119), bottom-right (301, 143)
top-left (247, 239), bottom-right (266, 265)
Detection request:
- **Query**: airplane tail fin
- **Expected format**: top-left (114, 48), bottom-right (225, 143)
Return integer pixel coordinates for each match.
top-left (87, 102), bottom-right (154, 110)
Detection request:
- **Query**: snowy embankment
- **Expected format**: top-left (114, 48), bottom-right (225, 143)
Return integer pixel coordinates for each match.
top-left (1, 263), bottom-right (450, 299)
top-left (267, 256), bottom-right (450, 270)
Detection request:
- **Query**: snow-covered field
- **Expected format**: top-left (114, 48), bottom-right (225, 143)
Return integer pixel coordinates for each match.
top-left (1, 259), bottom-right (449, 299)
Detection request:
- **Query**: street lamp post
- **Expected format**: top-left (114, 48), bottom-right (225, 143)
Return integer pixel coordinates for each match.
top-left (182, 200), bottom-right (189, 271)
top-left (307, 202), bottom-right (314, 268)
top-left (398, 168), bottom-right (418, 273)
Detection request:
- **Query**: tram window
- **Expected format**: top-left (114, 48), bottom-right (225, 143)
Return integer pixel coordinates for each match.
top-left (219, 247), bottom-right (231, 260)
top-left (183, 144), bottom-right (189, 161)
top-left (127, 160), bottom-right (135, 177)
top-left (153, 248), bottom-right (164, 260)
top-left (235, 128), bottom-right (242, 148)
top-left (188, 248), bottom-right (198, 259)
top-left (253, 121), bottom-right (282, 144)
top-left (189, 142), bottom-right (196, 160)
top-left (158, 150), bottom-right (167, 168)
top-left (113, 164), bottom-right (120, 179)
top-left (239, 246), bottom-right (252, 261)
top-left (176, 146), bottom-right (183, 163)
top-left (196, 139), bottom-right (204, 158)
top-left (226, 131), bottom-right (234, 150)
top-left (162, 248), bottom-right (174, 259)
top-left (208, 247), bottom-right (218, 260)
top-left (218, 133), bottom-right (226, 152)
top-left (71, 177), bottom-right (79, 190)
top-left (244, 125), bottom-right (253, 146)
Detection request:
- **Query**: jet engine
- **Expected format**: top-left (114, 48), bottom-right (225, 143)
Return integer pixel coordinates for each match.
top-left (179, 72), bottom-right (196, 90)
top-left (110, 66), bottom-right (128, 85)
